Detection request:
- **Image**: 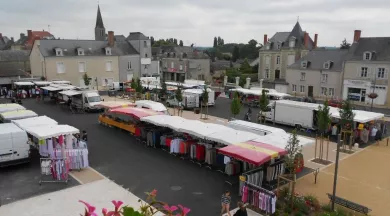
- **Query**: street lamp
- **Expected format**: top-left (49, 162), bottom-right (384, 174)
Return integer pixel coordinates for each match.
top-left (369, 72), bottom-right (378, 111)
top-left (331, 134), bottom-right (342, 211)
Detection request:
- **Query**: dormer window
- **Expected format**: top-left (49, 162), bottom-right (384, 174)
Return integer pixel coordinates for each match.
top-left (266, 42), bottom-right (271, 50)
top-left (55, 48), bottom-right (63, 56)
top-left (323, 61), bottom-right (332, 69)
top-left (105, 47), bottom-right (112, 55)
top-left (363, 51), bottom-right (372, 60)
top-left (277, 43), bottom-right (281, 50)
top-left (289, 37), bottom-right (296, 48)
top-left (301, 60), bottom-right (308, 68)
top-left (77, 48), bottom-right (84, 56)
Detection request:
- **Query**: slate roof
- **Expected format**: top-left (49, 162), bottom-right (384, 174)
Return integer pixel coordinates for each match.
top-left (345, 37), bottom-right (390, 61)
top-left (37, 39), bottom-right (139, 57)
top-left (15, 34), bottom-right (28, 45)
top-left (127, 32), bottom-right (149, 40)
top-left (0, 50), bottom-right (30, 61)
top-left (288, 49), bottom-right (348, 72)
top-left (0, 36), bottom-right (13, 50)
top-left (261, 22), bottom-right (314, 51)
top-left (153, 45), bottom-right (208, 59)
top-left (114, 35), bottom-right (126, 42)
top-left (211, 60), bottom-right (240, 70)
top-left (95, 5), bottom-right (105, 28)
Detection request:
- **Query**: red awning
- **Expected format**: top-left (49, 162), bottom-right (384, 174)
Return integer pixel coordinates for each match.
top-left (111, 107), bottom-right (162, 119)
top-left (219, 141), bottom-right (288, 166)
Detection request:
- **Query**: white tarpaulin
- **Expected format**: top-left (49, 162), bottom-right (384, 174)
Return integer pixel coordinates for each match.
top-left (25, 125), bottom-right (79, 139)
top-left (59, 90), bottom-right (82, 96)
top-left (252, 133), bottom-right (314, 149)
top-left (140, 115), bottom-right (185, 128)
top-left (52, 80), bottom-right (71, 84)
top-left (206, 128), bottom-right (261, 145)
top-left (0, 104), bottom-right (26, 113)
top-left (329, 108), bottom-right (384, 123)
top-left (34, 81), bottom-right (52, 86)
top-left (0, 110), bottom-right (38, 121)
top-left (179, 122), bottom-right (227, 138)
top-left (12, 115), bottom-right (58, 130)
top-left (14, 81), bottom-right (34, 86)
top-left (41, 86), bottom-right (60, 91)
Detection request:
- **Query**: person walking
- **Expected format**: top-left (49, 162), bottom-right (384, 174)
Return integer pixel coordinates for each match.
top-left (233, 202), bottom-right (248, 216)
top-left (370, 126), bottom-right (378, 142)
top-left (221, 190), bottom-right (231, 216)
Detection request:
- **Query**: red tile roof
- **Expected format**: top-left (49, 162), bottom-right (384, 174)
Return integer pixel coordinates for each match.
top-left (26, 31), bottom-right (53, 46)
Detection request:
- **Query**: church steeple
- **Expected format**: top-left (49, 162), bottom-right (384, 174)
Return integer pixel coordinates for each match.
top-left (94, 4), bottom-right (106, 41)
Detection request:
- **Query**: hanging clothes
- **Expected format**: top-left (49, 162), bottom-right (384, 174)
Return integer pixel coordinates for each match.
top-left (266, 163), bottom-right (285, 182)
top-left (241, 184), bottom-right (276, 214)
top-left (170, 138), bottom-right (183, 153)
top-left (65, 135), bottom-right (73, 149)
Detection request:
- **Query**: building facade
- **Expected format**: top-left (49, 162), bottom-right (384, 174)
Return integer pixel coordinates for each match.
top-left (153, 46), bottom-right (211, 82)
top-left (286, 49), bottom-right (348, 98)
top-left (258, 22), bottom-right (318, 93)
top-left (342, 30), bottom-right (390, 107)
top-left (0, 50), bottom-right (31, 85)
top-left (12, 30), bottom-right (54, 50)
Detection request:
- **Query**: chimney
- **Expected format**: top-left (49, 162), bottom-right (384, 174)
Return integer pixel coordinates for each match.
top-left (20, 33), bottom-right (25, 39)
top-left (353, 30), bottom-right (361, 43)
top-left (304, 32), bottom-right (309, 48)
top-left (108, 31), bottom-right (114, 47)
top-left (11, 37), bottom-right (14, 42)
top-left (27, 30), bottom-right (32, 39)
top-left (314, 34), bottom-right (318, 48)
top-left (263, 34), bottom-right (268, 45)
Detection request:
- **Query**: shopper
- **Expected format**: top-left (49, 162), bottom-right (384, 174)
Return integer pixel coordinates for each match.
top-left (331, 124), bottom-right (338, 142)
top-left (370, 126), bottom-right (378, 142)
top-left (233, 202), bottom-right (248, 216)
top-left (221, 190), bottom-right (231, 216)
top-left (82, 130), bottom-right (88, 142)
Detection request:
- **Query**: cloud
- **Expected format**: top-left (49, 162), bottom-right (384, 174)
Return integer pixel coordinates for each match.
top-left (0, 0), bottom-right (390, 47)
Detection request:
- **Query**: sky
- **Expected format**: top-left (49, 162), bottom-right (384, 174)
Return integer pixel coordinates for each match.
top-left (1, 0), bottom-right (390, 47)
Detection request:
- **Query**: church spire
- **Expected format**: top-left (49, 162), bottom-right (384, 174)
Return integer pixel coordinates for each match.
top-left (95, 4), bottom-right (105, 29)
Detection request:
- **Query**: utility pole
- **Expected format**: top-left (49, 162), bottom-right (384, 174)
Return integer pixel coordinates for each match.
top-left (370, 72), bottom-right (377, 111)
top-left (331, 134), bottom-right (342, 211)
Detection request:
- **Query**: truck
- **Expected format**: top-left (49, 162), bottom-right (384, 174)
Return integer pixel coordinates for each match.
top-left (59, 89), bottom-right (104, 112)
top-left (166, 93), bottom-right (199, 109)
top-left (260, 100), bottom-right (319, 130)
top-left (0, 123), bottom-right (30, 167)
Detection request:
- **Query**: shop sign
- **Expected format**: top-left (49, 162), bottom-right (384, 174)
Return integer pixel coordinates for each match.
top-left (239, 175), bottom-right (246, 182)
top-left (344, 80), bottom-right (370, 87)
top-left (168, 68), bottom-right (177, 72)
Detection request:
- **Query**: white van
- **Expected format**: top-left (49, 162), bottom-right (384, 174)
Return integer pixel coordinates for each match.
top-left (0, 123), bottom-right (30, 167)
top-left (135, 100), bottom-right (169, 115)
top-left (59, 90), bottom-right (104, 111)
top-left (227, 120), bottom-right (287, 136)
top-left (184, 88), bottom-right (215, 106)
top-left (0, 104), bottom-right (26, 113)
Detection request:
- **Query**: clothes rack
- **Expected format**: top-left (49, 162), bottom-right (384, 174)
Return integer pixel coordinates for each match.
top-left (40, 158), bottom-right (69, 185)
top-left (241, 182), bottom-right (276, 215)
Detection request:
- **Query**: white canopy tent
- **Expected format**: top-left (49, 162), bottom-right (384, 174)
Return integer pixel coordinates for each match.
top-left (41, 86), bottom-right (61, 91)
top-left (205, 128), bottom-right (261, 145)
top-left (328, 107), bottom-right (385, 123)
top-left (12, 115), bottom-right (58, 130)
top-left (33, 81), bottom-right (52, 86)
top-left (252, 133), bottom-right (314, 149)
top-left (59, 90), bottom-right (82, 96)
top-left (52, 80), bottom-right (71, 84)
top-left (24, 125), bottom-right (79, 139)
top-left (0, 104), bottom-right (26, 113)
top-left (0, 110), bottom-right (38, 121)
top-left (14, 81), bottom-right (35, 86)
top-left (179, 122), bottom-right (228, 139)
top-left (140, 115), bottom-right (186, 129)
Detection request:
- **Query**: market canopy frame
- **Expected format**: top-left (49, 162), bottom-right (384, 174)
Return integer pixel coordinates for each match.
top-left (12, 115), bottom-right (58, 130)
top-left (0, 104), bottom-right (26, 113)
top-left (111, 107), bottom-right (163, 119)
top-left (24, 124), bottom-right (79, 139)
top-left (0, 110), bottom-right (38, 121)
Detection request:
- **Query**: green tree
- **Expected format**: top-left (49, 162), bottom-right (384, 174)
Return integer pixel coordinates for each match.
top-left (150, 36), bottom-right (155, 46)
top-left (232, 45), bottom-right (240, 62)
top-left (175, 86), bottom-right (183, 104)
top-left (213, 37), bottom-right (217, 48)
top-left (217, 36), bottom-right (222, 46)
top-left (173, 38), bottom-right (178, 45)
top-left (130, 78), bottom-right (136, 89)
top-left (82, 73), bottom-right (91, 87)
top-left (159, 77), bottom-right (167, 100)
top-left (340, 38), bottom-right (351, 49)
top-left (285, 129), bottom-right (301, 208)
top-left (316, 100), bottom-right (332, 160)
top-left (179, 40), bottom-right (183, 46)
top-left (239, 58), bottom-right (252, 74)
top-left (339, 100), bottom-right (355, 150)
top-left (258, 89), bottom-right (269, 123)
top-left (221, 39), bottom-right (224, 46)
top-left (201, 85), bottom-right (209, 119)
top-left (135, 78), bottom-right (143, 93)
top-left (230, 92), bottom-right (241, 118)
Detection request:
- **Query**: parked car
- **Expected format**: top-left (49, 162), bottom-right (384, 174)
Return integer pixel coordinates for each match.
top-left (327, 99), bottom-right (342, 108)
top-left (288, 96), bottom-right (317, 103)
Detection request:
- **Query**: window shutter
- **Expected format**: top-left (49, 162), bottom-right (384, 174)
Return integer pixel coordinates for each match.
top-left (385, 68), bottom-right (389, 79)
top-left (357, 67), bottom-right (360, 77)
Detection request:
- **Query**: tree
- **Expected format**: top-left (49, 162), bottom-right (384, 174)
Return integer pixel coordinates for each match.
top-left (340, 38), bottom-right (351, 49)
top-left (173, 38), bottom-right (178, 45)
top-left (221, 39), bottom-right (224, 46)
top-left (159, 77), bottom-right (167, 100)
top-left (232, 45), bottom-right (240, 62)
top-left (258, 89), bottom-right (269, 123)
top-left (217, 36), bottom-right (222, 46)
top-left (213, 37), bottom-right (217, 48)
top-left (150, 36), bottom-right (155, 46)
top-left (130, 78), bottom-right (136, 89)
top-left (316, 100), bottom-right (332, 161)
top-left (252, 64), bottom-right (259, 74)
top-left (285, 129), bottom-right (301, 207)
top-left (83, 73), bottom-right (91, 87)
top-left (175, 86), bottom-right (183, 102)
top-left (200, 85), bottom-right (209, 119)
top-left (339, 100), bottom-right (355, 150)
top-left (239, 58), bottom-right (252, 74)
top-left (179, 40), bottom-right (183, 46)
top-left (135, 78), bottom-right (143, 93)
top-left (230, 92), bottom-right (241, 118)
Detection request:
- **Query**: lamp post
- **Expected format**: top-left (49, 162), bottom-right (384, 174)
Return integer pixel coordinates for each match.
top-left (331, 134), bottom-right (342, 211)
top-left (370, 72), bottom-right (377, 111)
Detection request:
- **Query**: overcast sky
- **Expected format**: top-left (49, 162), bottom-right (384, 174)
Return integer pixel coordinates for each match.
top-left (1, 0), bottom-right (390, 47)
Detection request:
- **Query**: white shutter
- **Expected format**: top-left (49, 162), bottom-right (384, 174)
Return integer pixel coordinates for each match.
top-left (78, 62), bottom-right (86, 73)
top-left (106, 61), bottom-right (112, 72)
top-left (385, 68), bottom-right (389, 79)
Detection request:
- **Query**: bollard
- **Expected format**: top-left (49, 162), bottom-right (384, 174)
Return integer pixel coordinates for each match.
top-left (313, 168), bottom-right (320, 184)
top-left (387, 137), bottom-right (389, 146)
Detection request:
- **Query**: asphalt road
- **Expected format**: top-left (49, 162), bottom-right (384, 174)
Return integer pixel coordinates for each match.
top-left (20, 99), bottom-right (238, 216)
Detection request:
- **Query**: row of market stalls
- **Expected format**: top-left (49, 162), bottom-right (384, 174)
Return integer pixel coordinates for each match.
top-left (0, 103), bottom-right (89, 184)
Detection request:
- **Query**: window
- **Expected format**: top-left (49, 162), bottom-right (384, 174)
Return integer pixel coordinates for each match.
top-left (77, 48), bottom-right (84, 56)
top-left (300, 72), bottom-right (306, 81)
top-left (321, 74), bottom-right (328, 83)
top-left (300, 85), bottom-right (305, 93)
top-left (171, 62), bottom-right (174, 68)
top-left (144, 41), bottom-right (147, 48)
top-left (127, 61), bottom-right (132, 70)
top-left (277, 44), bottom-right (281, 49)
top-left (57, 51), bottom-right (62, 56)
top-left (321, 87), bottom-right (327, 96)
top-left (106, 61), bottom-right (112, 72)
top-left (145, 54), bottom-right (148, 58)
top-left (287, 55), bottom-right (295, 66)
top-left (377, 68), bottom-right (386, 79)
top-left (324, 62), bottom-right (330, 69)
top-left (292, 84), bottom-right (297, 92)
top-left (265, 69), bottom-right (269, 79)
top-left (328, 88), bottom-right (335, 96)
top-left (265, 56), bottom-right (270, 65)
top-left (360, 67), bottom-right (368, 77)
top-left (179, 65), bottom-right (183, 71)
top-left (266, 44), bottom-right (270, 50)
top-left (276, 56), bottom-right (280, 65)
top-left (105, 47), bottom-right (111, 55)
top-left (364, 52), bottom-right (371, 60)
top-left (289, 37), bottom-right (295, 48)
top-left (56, 62), bottom-right (65, 74)
top-left (78, 62), bottom-right (86, 73)
top-left (301, 61), bottom-right (307, 68)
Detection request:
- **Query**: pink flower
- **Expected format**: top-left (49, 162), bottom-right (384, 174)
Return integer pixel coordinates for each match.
top-left (163, 205), bottom-right (178, 213)
top-left (102, 208), bottom-right (108, 216)
top-left (111, 200), bottom-right (124, 211)
top-left (79, 200), bottom-right (98, 216)
top-left (150, 189), bottom-right (158, 197)
top-left (178, 205), bottom-right (191, 216)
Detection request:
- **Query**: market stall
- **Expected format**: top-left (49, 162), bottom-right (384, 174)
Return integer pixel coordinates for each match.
top-left (97, 101), bottom-right (135, 111)
top-left (12, 115), bottom-right (58, 129)
top-left (33, 81), bottom-right (52, 86)
top-left (52, 80), bottom-right (71, 85)
top-left (0, 103), bottom-right (26, 113)
top-left (0, 110), bottom-right (38, 122)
